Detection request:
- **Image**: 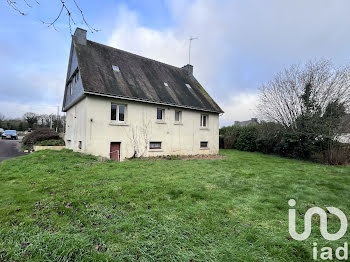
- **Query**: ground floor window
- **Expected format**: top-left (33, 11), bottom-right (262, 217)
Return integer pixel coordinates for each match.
top-left (200, 141), bottom-right (208, 148)
top-left (150, 141), bottom-right (162, 149)
top-left (78, 141), bottom-right (82, 149)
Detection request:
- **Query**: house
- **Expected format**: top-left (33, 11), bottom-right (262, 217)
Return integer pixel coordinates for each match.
top-left (234, 118), bottom-right (258, 127)
top-left (62, 28), bottom-right (223, 161)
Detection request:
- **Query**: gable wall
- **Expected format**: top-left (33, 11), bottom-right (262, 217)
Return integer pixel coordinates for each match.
top-left (64, 97), bottom-right (87, 151)
top-left (63, 48), bottom-right (85, 110)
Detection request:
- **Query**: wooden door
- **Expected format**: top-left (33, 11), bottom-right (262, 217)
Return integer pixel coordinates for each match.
top-left (110, 142), bottom-right (121, 161)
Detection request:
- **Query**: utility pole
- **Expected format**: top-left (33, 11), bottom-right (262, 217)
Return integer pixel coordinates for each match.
top-left (188, 36), bottom-right (198, 65)
top-left (56, 106), bottom-right (59, 132)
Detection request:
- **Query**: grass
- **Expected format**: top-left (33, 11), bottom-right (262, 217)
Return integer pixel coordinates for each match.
top-left (0, 149), bottom-right (349, 261)
top-left (35, 139), bottom-right (65, 146)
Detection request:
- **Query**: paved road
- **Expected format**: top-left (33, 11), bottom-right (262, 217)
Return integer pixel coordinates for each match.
top-left (0, 139), bottom-right (26, 162)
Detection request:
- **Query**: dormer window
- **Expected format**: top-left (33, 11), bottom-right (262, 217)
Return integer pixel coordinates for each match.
top-left (69, 82), bottom-right (73, 96)
top-left (164, 82), bottom-right (169, 87)
top-left (185, 83), bottom-right (191, 89)
top-left (112, 65), bottom-right (120, 72)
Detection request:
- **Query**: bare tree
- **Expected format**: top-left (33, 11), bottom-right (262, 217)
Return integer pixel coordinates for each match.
top-left (128, 119), bottom-right (151, 158)
top-left (6, 0), bottom-right (99, 33)
top-left (23, 112), bottom-right (38, 129)
top-left (257, 59), bottom-right (350, 128)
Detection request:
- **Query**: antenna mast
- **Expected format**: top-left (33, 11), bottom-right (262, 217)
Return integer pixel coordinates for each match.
top-left (188, 36), bottom-right (198, 65)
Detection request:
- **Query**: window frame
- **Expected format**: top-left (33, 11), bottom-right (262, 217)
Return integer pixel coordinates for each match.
top-left (175, 110), bottom-right (182, 123)
top-left (200, 141), bottom-right (208, 149)
top-left (156, 108), bottom-right (165, 121)
top-left (149, 141), bottom-right (162, 150)
top-left (200, 114), bottom-right (208, 127)
top-left (111, 103), bottom-right (127, 123)
top-left (69, 82), bottom-right (73, 96)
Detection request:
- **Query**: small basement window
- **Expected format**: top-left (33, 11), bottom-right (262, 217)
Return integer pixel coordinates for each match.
top-left (157, 108), bottom-right (164, 121)
top-left (185, 83), bottom-right (191, 89)
top-left (200, 141), bottom-right (208, 148)
top-left (150, 142), bottom-right (162, 149)
top-left (112, 65), bottom-right (120, 72)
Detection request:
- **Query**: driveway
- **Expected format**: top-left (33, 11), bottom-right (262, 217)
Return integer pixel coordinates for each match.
top-left (0, 139), bottom-right (26, 162)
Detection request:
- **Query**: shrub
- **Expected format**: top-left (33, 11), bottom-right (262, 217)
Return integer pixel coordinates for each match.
top-left (35, 139), bottom-right (65, 146)
top-left (235, 125), bottom-right (258, 152)
top-left (221, 126), bottom-right (241, 149)
top-left (314, 143), bottom-right (350, 165)
top-left (256, 122), bottom-right (284, 154)
top-left (22, 128), bottom-right (61, 149)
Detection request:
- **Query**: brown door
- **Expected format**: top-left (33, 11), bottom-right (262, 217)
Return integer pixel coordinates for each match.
top-left (110, 142), bottom-right (121, 161)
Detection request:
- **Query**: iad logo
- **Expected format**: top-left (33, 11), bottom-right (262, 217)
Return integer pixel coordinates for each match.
top-left (288, 199), bottom-right (348, 260)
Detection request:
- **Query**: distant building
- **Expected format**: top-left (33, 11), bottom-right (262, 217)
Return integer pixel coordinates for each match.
top-left (234, 118), bottom-right (258, 127)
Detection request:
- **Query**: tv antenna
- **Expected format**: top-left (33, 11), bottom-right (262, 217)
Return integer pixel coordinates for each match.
top-left (188, 36), bottom-right (198, 65)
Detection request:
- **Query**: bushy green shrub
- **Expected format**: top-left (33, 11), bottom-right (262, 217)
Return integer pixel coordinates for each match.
top-left (35, 139), bottom-right (65, 146)
top-left (22, 128), bottom-right (61, 149)
top-left (235, 125), bottom-right (258, 152)
top-left (220, 121), bottom-right (349, 165)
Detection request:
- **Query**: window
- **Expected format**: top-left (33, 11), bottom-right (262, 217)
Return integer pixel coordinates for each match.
top-left (157, 108), bottom-right (164, 120)
top-left (78, 141), bottom-right (82, 149)
top-left (200, 114), bottom-right (208, 127)
top-left (150, 142), bottom-right (162, 149)
top-left (119, 105), bottom-right (125, 122)
top-left (69, 82), bottom-right (73, 96)
top-left (175, 110), bottom-right (181, 122)
top-left (185, 83), bottom-right (191, 89)
top-left (111, 104), bottom-right (126, 122)
top-left (164, 82), bottom-right (169, 87)
top-left (111, 104), bottom-right (117, 120)
top-left (112, 65), bottom-right (120, 72)
top-left (76, 71), bottom-right (79, 81)
top-left (200, 141), bottom-right (208, 148)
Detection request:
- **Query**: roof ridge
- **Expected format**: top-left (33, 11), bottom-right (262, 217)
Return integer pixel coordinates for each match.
top-left (86, 39), bottom-right (185, 72)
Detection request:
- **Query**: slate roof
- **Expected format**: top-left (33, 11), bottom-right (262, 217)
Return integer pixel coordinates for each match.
top-left (72, 37), bottom-right (223, 113)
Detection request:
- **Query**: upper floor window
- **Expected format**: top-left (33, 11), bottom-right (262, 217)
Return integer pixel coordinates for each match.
top-left (200, 114), bottom-right (208, 127)
top-left (74, 71), bottom-right (79, 83)
top-left (175, 110), bottom-right (182, 122)
top-left (157, 108), bottom-right (164, 121)
top-left (69, 82), bottom-right (73, 96)
top-left (111, 103), bottom-right (126, 122)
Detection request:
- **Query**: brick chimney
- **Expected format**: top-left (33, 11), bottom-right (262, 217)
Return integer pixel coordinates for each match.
top-left (74, 27), bottom-right (87, 45)
top-left (182, 64), bottom-right (193, 75)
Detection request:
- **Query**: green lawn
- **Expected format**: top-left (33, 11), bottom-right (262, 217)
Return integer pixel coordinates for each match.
top-left (0, 150), bottom-right (349, 261)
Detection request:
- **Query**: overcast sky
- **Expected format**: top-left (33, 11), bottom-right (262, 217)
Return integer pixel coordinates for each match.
top-left (1, 0), bottom-right (350, 126)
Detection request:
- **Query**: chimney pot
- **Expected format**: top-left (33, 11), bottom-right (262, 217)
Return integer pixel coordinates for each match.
top-left (182, 64), bottom-right (193, 75)
top-left (74, 27), bottom-right (87, 45)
